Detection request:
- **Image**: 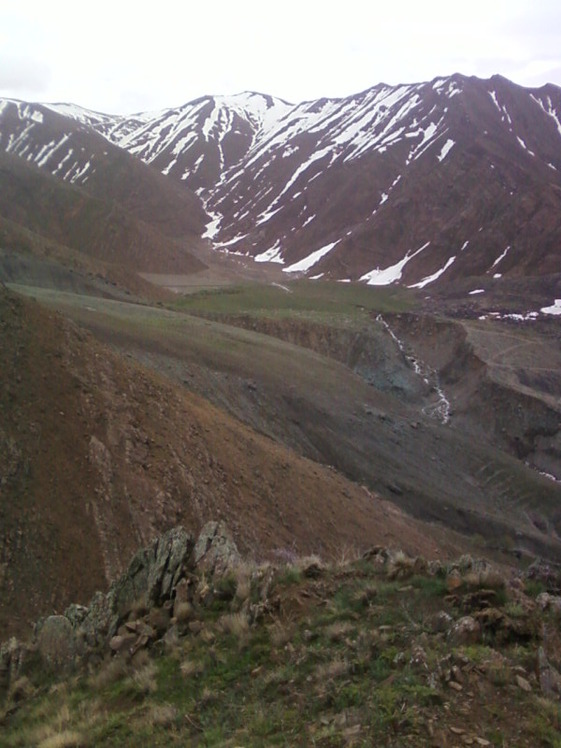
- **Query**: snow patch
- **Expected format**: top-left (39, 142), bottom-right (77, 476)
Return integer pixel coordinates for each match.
top-left (301, 214), bottom-right (316, 228)
top-left (516, 135), bottom-right (535, 156)
top-left (541, 299), bottom-right (561, 316)
top-left (255, 243), bottom-right (284, 264)
top-left (283, 240), bottom-right (340, 273)
top-left (360, 242), bottom-right (430, 286)
top-left (202, 209), bottom-right (222, 239)
top-left (530, 94), bottom-right (561, 137)
top-left (437, 138), bottom-right (455, 162)
top-left (491, 245), bottom-right (510, 270)
top-left (408, 256), bottom-right (455, 289)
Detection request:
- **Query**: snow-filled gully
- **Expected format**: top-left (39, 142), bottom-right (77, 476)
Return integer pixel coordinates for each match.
top-left (376, 315), bottom-right (451, 425)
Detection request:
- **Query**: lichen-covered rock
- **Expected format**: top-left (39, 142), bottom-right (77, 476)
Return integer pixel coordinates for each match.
top-left (78, 590), bottom-right (115, 649)
top-left (36, 615), bottom-right (76, 672)
top-left (64, 604), bottom-right (89, 628)
top-left (193, 521), bottom-right (241, 576)
top-left (108, 526), bottom-right (194, 623)
top-left (148, 526), bottom-right (195, 605)
top-left (449, 615), bottom-right (481, 645)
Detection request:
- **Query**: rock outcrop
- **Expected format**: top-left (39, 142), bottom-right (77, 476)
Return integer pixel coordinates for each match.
top-left (0, 522), bottom-right (240, 698)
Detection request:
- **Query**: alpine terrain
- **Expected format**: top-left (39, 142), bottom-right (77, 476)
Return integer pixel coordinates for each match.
top-left (1, 73), bottom-right (561, 746)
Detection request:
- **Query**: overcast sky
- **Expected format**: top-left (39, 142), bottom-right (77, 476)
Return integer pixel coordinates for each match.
top-left (1, 0), bottom-right (561, 115)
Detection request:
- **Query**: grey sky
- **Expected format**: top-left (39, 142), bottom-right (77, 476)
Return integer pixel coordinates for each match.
top-left (1, 0), bottom-right (561, 114)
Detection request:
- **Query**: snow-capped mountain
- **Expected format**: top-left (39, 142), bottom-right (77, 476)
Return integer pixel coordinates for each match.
top-left (2, 74), bottom-right (561, 288)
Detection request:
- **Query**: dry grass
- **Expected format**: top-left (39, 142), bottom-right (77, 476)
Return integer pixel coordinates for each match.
top-left (8, 688), bottom-right (105, 748)
top-left (353, 583), bottom-right (378, 608)
top-left (294, 554), bottom-right (326, 577)
top-left (324, 621), bottom-right (355, 643)
top-left (268, 617), bottom-right (295, 648)
top-left (29, 703), bottom-right (79, 747)
top-left (37, 731), bottom-right (85, 748)
top-left (88, 655), bottom-right (129, 690)
top-left (219, 612), bottom-right (250, 638)
top-left (139, 703), bottom-right (178, 728)
top-left (387, 550), bottom-right (416, 580)
top-left (129, 595), bottom-right (148, 619)
top-left (335, 546), bottom-right (363, 568)
top-left (180, 658), bottom-right (205, 678)
top-left (463, 568), bottom-right (506, 590)
top-left (129, 662), bottom-right (157, 695)
top-left (174, 601), bottom-right (193, 623)
top-left (233, 563), bottom-right (252, 604)
top-left (315, 657), bottom-right (350, 682)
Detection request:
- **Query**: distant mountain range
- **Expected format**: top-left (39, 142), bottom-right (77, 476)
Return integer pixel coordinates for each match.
top-left (2, 74), bottom-right (561, 290)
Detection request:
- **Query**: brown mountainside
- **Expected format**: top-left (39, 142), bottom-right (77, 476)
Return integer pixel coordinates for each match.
top-left (0, 287), bottom-right (470, 638)
top-left (0, 151), bottom-right (205, 277)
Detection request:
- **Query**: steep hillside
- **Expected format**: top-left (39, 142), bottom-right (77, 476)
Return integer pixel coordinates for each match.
top-left (0, 152), bottom-right (205, 277)
top-left (0, 286), bottom-right (473, 638)
top-left (16, 281), bottom-right (561, 565)
top-left (0, 100), bottom-right (208, 276)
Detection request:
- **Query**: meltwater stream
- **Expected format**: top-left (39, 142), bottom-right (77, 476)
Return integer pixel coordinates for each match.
top-left (376, 314), bottom-right (451, 424)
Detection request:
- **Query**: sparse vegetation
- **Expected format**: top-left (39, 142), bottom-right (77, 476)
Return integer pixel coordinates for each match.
top-left (3, 545), bottom-right (560, 747)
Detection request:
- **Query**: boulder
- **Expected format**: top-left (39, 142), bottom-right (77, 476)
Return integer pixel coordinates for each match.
top-left (474, 607), bottom-right (540, 645)
top-left (193, 521), bottom-right (241, 576)
top-left (525, 560), bottom-right (561, 593)
top-left (430, 611), bottom-right (453, 633)
top-left (148, 526), bottom-right (194, 605)
top-left (449, 616), bottom-right (481, 645)
top-left (36, 616), bottom-right (76, 672)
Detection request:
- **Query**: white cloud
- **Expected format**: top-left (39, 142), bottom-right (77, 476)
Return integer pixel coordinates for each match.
top-left (1, 0), bottom-right (560, 113)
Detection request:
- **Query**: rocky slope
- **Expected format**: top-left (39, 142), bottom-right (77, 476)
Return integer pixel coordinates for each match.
top-left (3, 522), bottom-right (561, 746)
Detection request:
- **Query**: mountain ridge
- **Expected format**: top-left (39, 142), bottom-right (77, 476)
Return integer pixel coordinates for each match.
top-left (2, 74), bottom-right (561, 292)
